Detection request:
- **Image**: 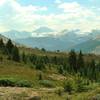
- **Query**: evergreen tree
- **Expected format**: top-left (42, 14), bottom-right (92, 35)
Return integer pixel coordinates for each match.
top-left (6, 39), bottom-right (14, 54)
top-left (0, 39), bottom-right (5, 49)
top-left (22, 52), bottom-right (27, 63)
top-left (35, 63), bottom-right (45, 70)
top-left (77, 50), bottom-right (84, 73)
top-left (68, 50), bottom-right (77, 72)
top-left (12, 46), bottom-right (20, 62)
top-left (58, 66), bottom-right (64, 74)
top-left (76, 77), bottom-right (85, 92)
top-left (0, 39), bottom-right (6, 54)
top-left (90, 59), bottom-right (95, 70)
top-left (90, 59), bottom-right (96, 80)
top-left (53, 56), bottom-right (57, 65)
top-left (64, 80), bottom-right (73, 94)
top-left (0, 56), bottom-right (3, 62)
top-left (41, 48), bottom-right (46, 52)
top-left (38, 73), bottom-right (43, 80)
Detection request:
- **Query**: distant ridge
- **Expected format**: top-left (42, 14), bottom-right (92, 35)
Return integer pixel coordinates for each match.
top-left (0, 29), bottom-right (100, 54)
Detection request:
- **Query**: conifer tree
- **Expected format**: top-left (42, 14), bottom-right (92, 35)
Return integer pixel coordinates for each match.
top-left (68, 50), bottom-right (77, 72)
top-left (12, 46), bottom-right (20, 62)
top-left (6, 39), bottom-right (14, 54)
top-left (58, 66), bottom-right (64, 74)
top-left (0, 39), bottom-right (5, 49)
top-left (22, 52), bottom-right (27, 63)
top-left (0, 39), bottom-right (5, 53)
top-left (90, 59), bottom-right (96, 80)
top-left (77, 50), bottom-right (84, 74)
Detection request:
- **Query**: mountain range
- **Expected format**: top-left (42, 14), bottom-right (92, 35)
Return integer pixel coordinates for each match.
top-left (0, 27), bottom-right (100, 54)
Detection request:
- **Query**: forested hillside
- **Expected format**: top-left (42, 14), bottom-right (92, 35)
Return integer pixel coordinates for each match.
top-left (0, 38), bottom-right (100, 100)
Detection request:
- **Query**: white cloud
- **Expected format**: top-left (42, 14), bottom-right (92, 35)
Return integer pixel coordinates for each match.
top-left (56, 2), bottom-right (99, 32)
top-left (0, 0), bottom-right (99, 35)
top-left (0, 0), bottom-right (48, 32)
top-left (55, 0), bottom-right (62, 4)
top-left (58, 2), bottom-right (81, 12)
top-left (59, 2), bottom-right (94, 16)
top-left (40, 7), bottom-right (48, 11)
top-left (0, 0), bottom-right (6, 6)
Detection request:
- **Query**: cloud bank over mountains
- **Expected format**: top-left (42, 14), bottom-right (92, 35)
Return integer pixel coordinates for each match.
top-left (0, 0), bottom-right (100, 36)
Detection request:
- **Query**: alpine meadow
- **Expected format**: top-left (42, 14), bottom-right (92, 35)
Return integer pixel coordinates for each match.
top-left (0, 0), bottom-right (100, 100)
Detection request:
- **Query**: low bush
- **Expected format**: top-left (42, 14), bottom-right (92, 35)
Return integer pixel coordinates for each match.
top-left (75, 77), bottom-right (87, 92)
top-left (64, 80), bottom-right (73, 94)
top-left (16, 80), bottom-right (32, 87)
top-left (39, 80), bottom-right (55, 88)
top-left (0, 78), bottom-right (32, 87)
top-left (29, 96), bottom-right (41, 100)
top-left (0, 79), bottom-right (15, 87)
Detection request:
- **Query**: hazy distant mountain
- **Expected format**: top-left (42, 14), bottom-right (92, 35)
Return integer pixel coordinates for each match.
top-left (15, 29), bottom-right (81, 50)
top-left (1, 30), bottom-right (32, 40)
top-left (0, 27), bottom-right (55, 40)
top-left (34, 27), bottom-right (54, 33)
top-left (15, 37), bottom-right (75, 51)
top-left (0, 34), bottom-right (23, 46)
top-left (59, 30), bottom-right (91, 44)
top-left (15, 29), bottom-right (100, 53)
top-left (0, 34), bottom-right (9, 43)
top-left (0, 29), bottom-right (100, 54)
top-left (71, 38), bottom-right (100, 54)
top-left (70, 30), bottom-right (100, 54)
top-left (32, 27), bottom-right (55, 37)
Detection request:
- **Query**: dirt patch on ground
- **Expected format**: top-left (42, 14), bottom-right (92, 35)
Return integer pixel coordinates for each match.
top-left (48, 74), bottom-right (66, 81)
top-left (0, 87), bottom-right (39, 100)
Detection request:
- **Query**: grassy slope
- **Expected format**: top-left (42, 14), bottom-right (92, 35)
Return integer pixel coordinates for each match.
top-left (0, 50), bottom-right (66, 88)
top-left (0, 48), bottom-right (100, 100)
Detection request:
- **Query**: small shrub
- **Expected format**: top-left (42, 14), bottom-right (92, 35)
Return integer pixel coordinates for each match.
top-left (29, 96), bottom-right (41, 100)
top-left (0, 79), bottom-right (15, 87)
top-left (64, 80), bottom-right (73, 94)
top-left (39, 80), bottom-right (55, 88)
top-left (75, 78), bottom-right (86, 92)
top-left (35, 63), bottom-right (45, 70)
top-left (16, 80), bottom-right (32, 87)
top-left (0, 78), bottom-right (32, 87)
top-left (90, 94), bottom-right (100, 100)
top-left (58, 66), bottom-right (64, 74)
top-left (41, 48), bottom-right (46, 52)
top-left (56, 89), bottom-right (63, 96)
top-left (38, 73), bottom-right (43, 80)
top-left (0, 56), bottom-right (3, 62)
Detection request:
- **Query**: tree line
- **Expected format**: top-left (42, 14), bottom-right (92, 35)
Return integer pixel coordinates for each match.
top-left (0, 39), bottom-right (20, 62)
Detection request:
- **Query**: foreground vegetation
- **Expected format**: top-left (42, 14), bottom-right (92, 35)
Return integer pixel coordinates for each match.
top-left (0, 38), bottom-right (100, 100)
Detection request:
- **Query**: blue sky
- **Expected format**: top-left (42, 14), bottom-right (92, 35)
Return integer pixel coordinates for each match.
top-left (0, 0), bottom-right (100, 34)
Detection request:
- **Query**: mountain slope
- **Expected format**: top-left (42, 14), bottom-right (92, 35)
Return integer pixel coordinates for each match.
top-left (1, 30), bottom-right (32, 40)
top-left (72, 38), bottom-right (100, 54)
top-left (15, 37), bottom-right (76, 51)
top-left (0, 34), bottom-right (9, 43)
top-left (1, 29), bottom-right (100, 53)
top-left (34, 27), bottom-right (54, 33)
top-left (15, 30), bottom-right (92, 51)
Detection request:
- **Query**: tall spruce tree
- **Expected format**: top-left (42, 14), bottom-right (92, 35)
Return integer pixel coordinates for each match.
top-left (6, 39), bottom-right (14, 54)
top-left (77, 50), bottom-right (84, 73)
top-left (12, 46), bottom-right (20, 62)
top-left (0, 39), bottom-right (5, 51)
top-left (22, 52), bottom-right (27, 63)
top-left (0, 39), bottom-right (4, 48)
top-left (90, 59), bottom-right (96, 80)
top-left (68, 50), bottom-right (77, 72)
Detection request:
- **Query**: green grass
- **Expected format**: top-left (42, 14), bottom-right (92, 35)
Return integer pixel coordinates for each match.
top-left (0, 54), bottom-right (66, 88)
top-left (0, 48), bottom-right (100, 100)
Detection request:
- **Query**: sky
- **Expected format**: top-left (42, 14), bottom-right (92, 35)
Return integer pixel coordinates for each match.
top-left (0, 0), bottom-right (100, 34)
